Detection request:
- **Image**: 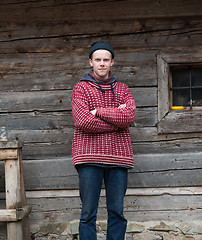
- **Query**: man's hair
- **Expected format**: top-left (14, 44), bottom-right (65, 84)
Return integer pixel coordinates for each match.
top-left (89, 41), bottom-right (115, 59)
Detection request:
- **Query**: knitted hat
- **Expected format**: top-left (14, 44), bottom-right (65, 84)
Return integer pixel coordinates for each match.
top-left (89, 41), bottom-right (115, 59)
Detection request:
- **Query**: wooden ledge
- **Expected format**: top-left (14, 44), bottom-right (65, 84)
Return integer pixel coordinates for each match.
top-left (0, 205), bottom-right (32, 222)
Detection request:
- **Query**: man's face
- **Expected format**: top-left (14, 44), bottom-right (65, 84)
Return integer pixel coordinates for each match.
top-left (89, 49), bottom-right (114, 79)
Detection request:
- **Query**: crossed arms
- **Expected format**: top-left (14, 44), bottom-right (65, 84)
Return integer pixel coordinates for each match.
top-left (71, 85), bottom-right (136, 133)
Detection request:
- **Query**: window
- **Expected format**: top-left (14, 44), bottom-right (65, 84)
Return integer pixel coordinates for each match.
top-left (157, 54), bottom-right (202, 134)
top-left (170, 66), bottom-right (202, 110)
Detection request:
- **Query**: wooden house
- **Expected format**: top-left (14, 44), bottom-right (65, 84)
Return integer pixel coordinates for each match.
top-left (0, 0), bottom-right (202, 239)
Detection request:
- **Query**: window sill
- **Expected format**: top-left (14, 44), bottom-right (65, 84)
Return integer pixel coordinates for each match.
top-left (157, 110), bottom-right (202, 134)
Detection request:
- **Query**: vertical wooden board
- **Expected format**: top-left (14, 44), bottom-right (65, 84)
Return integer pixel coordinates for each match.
top-left (5, 158), bottom-right (23, 240)
top-left (157, 55), bottom-right (169, 121)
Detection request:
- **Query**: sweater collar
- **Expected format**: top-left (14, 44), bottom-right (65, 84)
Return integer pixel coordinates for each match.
top-left (80, 71), bottom-right (117, 101)
top-left (89, 70), bottom-right (113, 85)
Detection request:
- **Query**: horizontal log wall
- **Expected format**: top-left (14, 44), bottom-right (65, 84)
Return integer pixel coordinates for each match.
top-left (0, 0), bottom-right (202, 232)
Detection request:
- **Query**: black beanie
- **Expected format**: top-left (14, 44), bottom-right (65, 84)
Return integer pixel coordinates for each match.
top-left (89, 41), bottom-right (115, 59)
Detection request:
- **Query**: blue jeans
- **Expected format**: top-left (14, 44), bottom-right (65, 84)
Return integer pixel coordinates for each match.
top-left (77, 165), bottom-right (128, 240)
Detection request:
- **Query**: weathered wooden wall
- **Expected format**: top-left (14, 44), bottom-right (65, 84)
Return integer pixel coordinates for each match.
top-left (0, 0), bottom-right (202, 235)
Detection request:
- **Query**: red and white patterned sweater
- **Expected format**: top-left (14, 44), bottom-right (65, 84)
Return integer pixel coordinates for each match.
top-left (71, 80), bottom-right (136, 168)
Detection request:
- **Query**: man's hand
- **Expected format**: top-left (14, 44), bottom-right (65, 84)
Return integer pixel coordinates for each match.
top-left (91, 109), bottom-right (97, 116)
top-left (118, 104), bottom-right (126, 109)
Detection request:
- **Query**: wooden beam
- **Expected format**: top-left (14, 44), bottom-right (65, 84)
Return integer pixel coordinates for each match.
top-left (0, 149), bottom-right (18, 161)
top-left (0, 206), bottom-right (31, 222)
top-left (0, 209), bottom-right (17, 222)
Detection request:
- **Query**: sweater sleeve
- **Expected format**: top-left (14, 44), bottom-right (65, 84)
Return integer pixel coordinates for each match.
top-left (96, 87), bottom-right (136, 129)
top-left (71, 84), bottom-right (117, 133)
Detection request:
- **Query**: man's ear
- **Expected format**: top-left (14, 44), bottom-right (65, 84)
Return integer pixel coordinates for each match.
top-left (89, 59), bottom-right (93, 67)
top-left (110, 59), bottom-right (114, 67)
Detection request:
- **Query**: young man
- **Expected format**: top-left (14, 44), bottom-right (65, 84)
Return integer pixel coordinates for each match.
top-left (71, 41), bottom-right (136, 240)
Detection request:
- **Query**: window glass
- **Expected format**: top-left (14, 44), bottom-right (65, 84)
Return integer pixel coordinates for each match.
top-left (171, 66), bottom-right (202, 109)
top-left (191, 68), bottom-right (202, 86)
top-left (172, 68), bottom-right (189, 87)
top-left (192, 89), bottom-right (202, 106)
top-left (172, 89), bottom-right (190, 106)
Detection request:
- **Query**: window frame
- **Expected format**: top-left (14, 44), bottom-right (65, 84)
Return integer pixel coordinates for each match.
top-left (157, 53), bottom-right (202, 134)
top-left (170, 65), bottom-right (202, 110)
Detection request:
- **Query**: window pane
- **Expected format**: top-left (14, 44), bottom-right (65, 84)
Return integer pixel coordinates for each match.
top-left (172, 89), bottom-right (190, 106)
top-left (172, 69), bottom-right (190, 87)
top-left (192, 88), bottom-right (202, 106)
top-left (191, 68), bottom-right (202, 86)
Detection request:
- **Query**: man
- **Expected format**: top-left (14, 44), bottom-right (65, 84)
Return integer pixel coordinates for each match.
top-left (71, 41), bottom-right (136, 240)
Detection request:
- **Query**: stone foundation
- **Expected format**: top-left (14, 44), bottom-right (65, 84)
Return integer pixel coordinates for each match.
top-left (1, 220), bottom-right (202, 239)
top-left (24, 220), bottom-right (202, 240)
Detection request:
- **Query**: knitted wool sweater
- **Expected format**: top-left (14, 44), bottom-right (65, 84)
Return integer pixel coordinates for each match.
top-left (71, 74), bottom-right (136, 168)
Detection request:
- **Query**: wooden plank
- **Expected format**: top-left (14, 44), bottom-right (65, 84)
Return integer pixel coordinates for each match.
top-left (0, 209), bottom-right (17, 222)
top-left (131, 87), bottom-right (157, 107)
top-left (19, 133), bottom-right (202, 160)
top-left (5, 157), bottom-right (23, 239)
top-left (1, 0), bottom-right (202, 24)
top-left (0, 87), bottom-right (156, 113)
top-left (26, 193), bottom-right (202, 213)
top-left (0, 52), bottom-right (157, 91)
top-left (18, 148), bottom-right (32, 240)
top-left (129, 169), bottom-right (202, 188)
top-left (0, 149), bottom-right (18, 160)
top-left (0, 112), bottom-right (73, 130)
top-left (135, 107), bottom-right (157, 127)
top-left (0, 52), bottom-right (84, 91)
top-left (0, 206), bottom-right (31, 222)
top-left (132, 137), bottom-right (202, 154)
top-left (8, 127), bottom-right (201, 160)
top-left (1, 187), bottom-right (202, 225)
top-left (25, 190), bottom-right (202, 225)
top-left (2, 25), bottom-right (202, 53)
top-left (21, 142), bottom-right (73, 160)
top-left (157, 55), bottom-right (169, 121)
top-left (125, 209), bottom-right (202, 222)
top-left (18, 186), bottom-right (202, 199)
top-left (0, 90), bottom-right (72, 112)
top-left (2, 129), bottom-right (74, 160)
top-left (130, 127), bottom-right (202, 142)
top-left (114, 52), bottom-right (157, 87)
top-left (0, 109), bottom-right (156, 133)
top-left (1, 152), bottom-right (201, 191)
top-left (1, 17), bottom-right (202, 48)
top-left (8, 129), bottom-right (74, 144)
top-left (26, 207), bottom-right (202, 226)
top-left (0, 141), bottom-right (20, 149)
top-left (132, 152), bottom-right (202, 172)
